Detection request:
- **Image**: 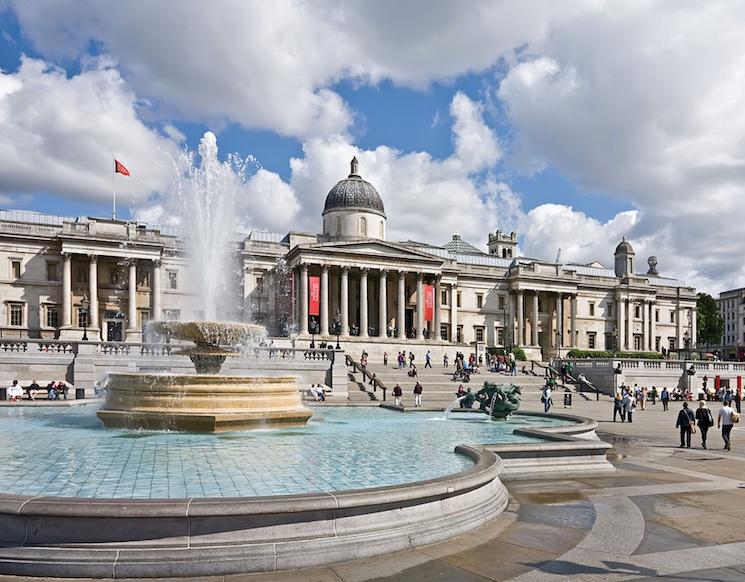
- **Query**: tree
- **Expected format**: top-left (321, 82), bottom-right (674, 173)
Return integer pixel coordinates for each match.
top-left (696, 292), bottom-right (724, 347)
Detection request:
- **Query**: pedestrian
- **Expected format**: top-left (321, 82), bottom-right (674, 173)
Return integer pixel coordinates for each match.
top-left (676, 402), bottom-right (695, 448)
top-left (703, 375), bottom-right (708, 392)
top-left (409, 352), bottom-right (415, 368)
top-left (661, 387), bottom-right (670, 411)
top-left (613, 390), bottom-right (624, 422)
top-left (413, 382), bottom-right (423, 407)
top-left (640, 386), bottom-right (648, 410)
top-left (718, 399), bottom-right (738, 451)
top-left (695, 401), bottom-right (714, 449)
top-left (383, 352), bottom-right (388, 367)
top-left (443, 353), bottom-right (449, 368)
top-left (425, 351), bottom-right (432, 368)
top-left (734, 384), bottom-right (742, 414)
top-left (650, 385), bottom-right (658, 405)
top-left (542, 384), bottom-right (553, 414)
top-left (624, 390), bottom-right (635, 423)
top-left (393, 383), bottom-right (403, 407)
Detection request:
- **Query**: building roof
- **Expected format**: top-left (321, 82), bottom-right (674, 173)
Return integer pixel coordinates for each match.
top-left (442, 234), bottom-right (485, 255)
top-left (322, 157), bottom-right (386, 218)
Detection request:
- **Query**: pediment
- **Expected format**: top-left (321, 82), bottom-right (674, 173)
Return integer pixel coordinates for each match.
top-left (302, 239), bottom-right (445, 263)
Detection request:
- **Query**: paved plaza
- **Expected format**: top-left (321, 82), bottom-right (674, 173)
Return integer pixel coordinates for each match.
top-left (0, 394), bottom-right (742, 581)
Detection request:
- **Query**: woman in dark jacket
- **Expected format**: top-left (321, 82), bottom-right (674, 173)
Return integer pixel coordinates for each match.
top-left (695, 400), bottom-right (714, 449)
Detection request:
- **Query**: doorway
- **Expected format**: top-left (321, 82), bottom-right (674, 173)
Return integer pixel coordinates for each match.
top-left (104, 310), bottom-right (125, 342)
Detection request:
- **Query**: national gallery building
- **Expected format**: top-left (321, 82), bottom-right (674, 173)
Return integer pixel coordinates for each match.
top-left (0, 158), bottom-right (697, 360)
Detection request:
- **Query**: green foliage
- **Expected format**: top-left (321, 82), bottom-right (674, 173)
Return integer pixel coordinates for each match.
top-left (511, 347), bottom-right (527, 361)
top-left (696, 292), bottom-right (724, 347)
top-left (566, 349), bottom-right (663, 360)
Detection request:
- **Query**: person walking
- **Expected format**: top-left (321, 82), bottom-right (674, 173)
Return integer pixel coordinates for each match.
top-left (425, 351), bottom-right (432, 368)
top-left (542, 384), bottom-right (553, 414)
top-left (718, 399), bottom-right (737, 451)
top-left (624, 390), bottom-right (635, 423)
top-left (676, 402), bottom-right (695, 448)
top-left (413, 382), bottom-right (423, 407)
top-left (409, 352), bottom-right (415, 368)
top-left (613, 390), bottom-right (624, 422)
top-left (383, 352), bottom-right (388, 367)
top-left (393, 383), bottom-right (403, 407)
top-left (695, 401), bottom-right (714, 449)
top-left (443, 353), bottom-right (449, 367)
top-left (734, 383), bottom-right (742, 414)
top-left (661, 387), bottom-right (670, 411)
top-left (640, 386), bottom-right (648, 410)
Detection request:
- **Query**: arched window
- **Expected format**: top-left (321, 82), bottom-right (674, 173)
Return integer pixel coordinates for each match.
top-left (336, 216), bottom-right (342, 235)
top-left (360, 216), bottom-right (367, 236)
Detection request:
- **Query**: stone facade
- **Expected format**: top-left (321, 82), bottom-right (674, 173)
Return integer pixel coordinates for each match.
top-left (718, 287), bottom-right (745, 358)
top-left (0, 160), bottom-right (698, 360)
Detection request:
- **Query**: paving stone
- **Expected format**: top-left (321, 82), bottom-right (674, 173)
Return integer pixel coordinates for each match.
top-left (439, 539), bottom-right (559, 581)
top-left (630, 566), bottom-right (745, 581)
top-left (518, 501), bottom-right (596, 530)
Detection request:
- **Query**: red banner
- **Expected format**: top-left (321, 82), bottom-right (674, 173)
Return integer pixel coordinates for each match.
top-left (424, 284), bottom-right (434, 322)
top-left (309, 276), bottom-right (320, 317)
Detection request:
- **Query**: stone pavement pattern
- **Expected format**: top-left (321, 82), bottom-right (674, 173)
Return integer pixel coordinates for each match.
top-left (2, 397), bottom-right (744, 581)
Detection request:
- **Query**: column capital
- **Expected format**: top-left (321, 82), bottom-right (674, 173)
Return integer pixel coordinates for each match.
top-left (398, 269), bottom-right (406, 279)
top-left (416, 271), bottom-right (425, 281)
top-left (62, 252), bottom-right (72, 261)
top-left (151, 257), bottom-right (162, 267)
top-left (378, 268), bottom-right (388, 276)
top-left (321, 264), bottom-right (329, 273)
top-left (300, 262), bottom-right (309, 272)
top-left (341, 265), bottom-right (351, 273)
top-left (88, 253), bottom-right (98, 262)
top-left (360, 266), bottom-right (370, 274)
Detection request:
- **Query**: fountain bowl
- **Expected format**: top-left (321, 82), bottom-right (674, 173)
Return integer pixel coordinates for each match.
top-left (97, 372), bottom-right (313, 432)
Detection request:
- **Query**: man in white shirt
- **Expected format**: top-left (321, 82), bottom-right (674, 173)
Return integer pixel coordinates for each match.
top-left (718, 402), bottom-right (735, 451)
top-left (6, 380), bottom-right (22, 402)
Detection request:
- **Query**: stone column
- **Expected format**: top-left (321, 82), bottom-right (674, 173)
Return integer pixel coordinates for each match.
top-left (650, 302), bottom-right (657, 351)
top-left (641, 301), bottom-right (648, 351)
top-left (690, 307), bottom-right (697, 349)
top-left (517, 291), bottom-right (524, 346)
top-left (88, 255), bottom-right (98, 329)
top-left (397, 271), bottom-right (406, 339)
top-left (62, 252), bottom-right (72, 327)
top-left (556, 293), bottom-right (563, 348)
top-left (151, 259), bottom-right (161, 322)
top-left (617, 296), bottom-right (625, 352)
top-left (434, 276), bottom-right (442, 340)
top-left (531, 291), bottom-right (539, 346)
top-left (626, 300), bottom-right (632, 350)
top-left (450, 283), bottom-right (458, 343)
top-left (126, 260), bottom-right (138, 340)
top-left (359, 268), bottom-right (368, 338)
top-left (416, 273), bottom-right (424, 340)
top-left (341, 267), bottom-right (349, 337)
top-left (378, 270), bottom-right (387, 337)
top-left (570, 295), bottom-right (578, 347)
top-left (300, 264), bottom-right (309, 335)
top-left (676, 303), bottom-right (683, 349)
top-left (320, 266), bottom-right (329, 336)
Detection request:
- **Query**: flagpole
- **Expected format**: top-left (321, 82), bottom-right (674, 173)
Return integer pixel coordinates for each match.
top-left (112, 155), bottom-right (117, 220)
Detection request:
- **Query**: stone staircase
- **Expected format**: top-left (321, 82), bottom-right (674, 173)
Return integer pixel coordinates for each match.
top-left (345, 362), bottom-right (578, 408)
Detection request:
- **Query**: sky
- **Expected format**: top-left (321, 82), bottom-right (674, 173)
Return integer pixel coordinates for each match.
top-left (0, 1), bottom-right (743, 294)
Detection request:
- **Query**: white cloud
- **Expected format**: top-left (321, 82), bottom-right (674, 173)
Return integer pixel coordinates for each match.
top-left (0, 56), bottom-right (178, 205)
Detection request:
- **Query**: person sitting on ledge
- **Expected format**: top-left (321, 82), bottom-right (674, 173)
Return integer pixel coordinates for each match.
top-left (25, 379), bottom-right (40, 401)
top-left (57, 381), bottom-right (69, 399)
top-left (46, 381), bottom-right (57, 400)
top-left (7, 380), bottom-right (22, 402)
top-left (407, 364), bottom-right (418, 378)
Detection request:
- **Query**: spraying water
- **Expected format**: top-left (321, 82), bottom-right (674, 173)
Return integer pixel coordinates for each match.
top-left (170, 132), bottom-right (255, 321)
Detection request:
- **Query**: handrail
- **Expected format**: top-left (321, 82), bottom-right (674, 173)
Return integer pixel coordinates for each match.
top-left (345, 355), bottom-right (388, 401)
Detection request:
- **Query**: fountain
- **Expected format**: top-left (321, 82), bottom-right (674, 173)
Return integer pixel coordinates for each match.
top-left (97, 132), bottom-right (312, 432)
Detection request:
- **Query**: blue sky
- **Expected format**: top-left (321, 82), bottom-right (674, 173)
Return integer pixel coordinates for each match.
top-left (0, 1), bottom-right (744, 291)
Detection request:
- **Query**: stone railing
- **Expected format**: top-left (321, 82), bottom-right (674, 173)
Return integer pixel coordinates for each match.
top-left (565, 358), bottom-right (745, 374)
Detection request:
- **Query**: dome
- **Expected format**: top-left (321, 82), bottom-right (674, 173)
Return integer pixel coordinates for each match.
top-left (614, 237), bottom-right (635, 255)
top-left (322, 157), bottom-right (386, 218)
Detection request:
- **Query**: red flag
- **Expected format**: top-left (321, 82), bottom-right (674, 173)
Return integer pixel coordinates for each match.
top-left (424, 284), bottom-right (434, 322)
top-left (309, 276), bottom-right (320, 317)
top-left (114, 159), bottom-right (130, 176)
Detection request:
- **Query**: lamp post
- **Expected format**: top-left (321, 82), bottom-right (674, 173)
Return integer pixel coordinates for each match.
top-left (309, 319), bottom-right (319, 349)
top-left (611, 325), bottom-right (618, 355)
top-left (79, 296), bottom-right (90, 341)
top-left (332, 313), bottom-right (342, 350)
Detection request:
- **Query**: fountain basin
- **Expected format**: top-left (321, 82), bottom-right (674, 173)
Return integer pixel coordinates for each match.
top-left (97, 372), bottom-right (312, 432)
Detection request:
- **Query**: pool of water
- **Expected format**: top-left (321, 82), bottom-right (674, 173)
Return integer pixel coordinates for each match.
top-left (0, 406), bottom-right (567, 499)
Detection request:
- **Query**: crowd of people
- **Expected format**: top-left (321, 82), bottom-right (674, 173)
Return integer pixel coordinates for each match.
top-left (5, 379), bottom-right (70, 402)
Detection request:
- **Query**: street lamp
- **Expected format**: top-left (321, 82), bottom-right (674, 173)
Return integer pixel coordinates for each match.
top-left (611, 325), bottom-right (618, 355)
top-left (79, 295), bottom-right (90, 342)
top-left (332, 313), bottom-right (342, 350)
top-left (309, 319), bottom-right (319, 349)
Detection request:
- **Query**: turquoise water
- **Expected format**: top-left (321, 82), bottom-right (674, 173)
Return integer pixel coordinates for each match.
top-left (0, 406), bottom-right (565, 499)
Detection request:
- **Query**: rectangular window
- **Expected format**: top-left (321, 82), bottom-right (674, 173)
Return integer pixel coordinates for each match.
top-left (46, 261), bottom-right (59, 281)
top-left (589, 302), bottom-right (595, 316)
top-left (670, 311), bottom-right (675, 324)
top-left (588, 332), bottom-right (596, 349)
top-left (655, 309), bottom-right (659, 322)
top-left (10, 260), bottom-right (21, 279)
top-left (655, 336), bottom-right (661, 352)
top-left (498, 295), bottom-right (506, 310)
top-left (45, 305), bottom-right (59, 328)
top-left (456, 324), bottom-right (463, 343)
top-left (138, 267), bottom-right (151, 289)
top-left (457, 292), bottom-right (461, 308)
top-left (634, 335), bottom-right (642, 350)
top-left (476, 294), bottom-right (483, 309)
top-left (110, 265), bottom-right (120, 284)
top-left (634, 304), bottom-right (641, 319)
top-left (441, 290), bottom-right (448, 306)
top-left (440, 323), bottom-right (448, 341)
top-left (139, 309), bottom-right (151, 329)
top-left (8, 303), bottom-right (23, 326)
top-left (167, 270), bottom-right (178, 290)
top-left (256, 276), bottom-right (264, 295)
top-left (475, 326), bottom-right (484, 342)
top-left (668, 337), bottom-right (676, 350)
top-left (164, 309), bottom-right (180, 321)
top-left (497, 328), bottom-right (505, 346)
top-left (75, 264), bottom-right (88, 284)
top-left (607, 302), bottom-right (613, 318)
top-left (605, 333), bottom-right (614, 350)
